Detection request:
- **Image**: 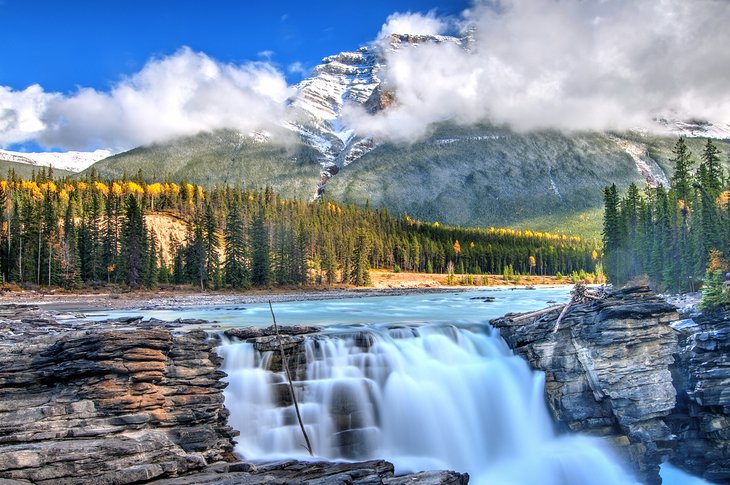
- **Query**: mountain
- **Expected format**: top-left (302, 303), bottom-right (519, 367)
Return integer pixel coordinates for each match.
top-left (0, 159), bottom-right (73, 179)
top-left (84, 34), bottom-right (729, 238)
top-left (0, 148), bottom-right (110, 173)
top-left (89, 130), bottom-right (322, 200)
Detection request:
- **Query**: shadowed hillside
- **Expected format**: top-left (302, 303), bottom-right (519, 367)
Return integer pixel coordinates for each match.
top-left (87, 130), bottom-right (322, 200)
top-left (84, 124), bottom-right (729, 239)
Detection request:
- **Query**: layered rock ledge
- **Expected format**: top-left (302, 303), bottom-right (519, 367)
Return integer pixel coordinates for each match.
top-left (669, 310), bottom-right (730, 482)
top-left (148, 459), bottom-right (467, 484)
top-left (0, 305), bottom-right (467, 485)
top-left (492, 286), bottom-right (679, 484)
top-left (0, 305), bottom-right (236, 484)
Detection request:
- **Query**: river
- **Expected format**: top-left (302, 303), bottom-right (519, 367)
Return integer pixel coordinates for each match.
top-left (84, 286), bottom-right (709, 484)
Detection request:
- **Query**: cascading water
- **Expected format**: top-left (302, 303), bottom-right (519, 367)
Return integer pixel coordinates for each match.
top-left (219, 321), bottom-right (638, 484)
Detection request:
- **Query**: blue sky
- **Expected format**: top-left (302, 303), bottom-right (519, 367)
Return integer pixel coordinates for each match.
top-left (1, 0), bottom-right (469, 93)
top-left (2, 0), bottom-right (728, 153)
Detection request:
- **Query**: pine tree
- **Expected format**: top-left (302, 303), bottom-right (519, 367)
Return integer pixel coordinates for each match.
top-left (145, 232), bottom-right (159, 288)
top-left (8, 198), bottom-right (22, 283)
top-left (274, 223), bottom-right (292, 285)
top-left (700, 138), bottom-right (723, 195)
top-left (293, 222), bottom-right (308, 284)
top-left (59, 200), bottom-right (82, 289)
top-left (120, 195), bottom-right (147, 287)
top-left (224, 198), bottom-right (250, 289)
top-left (251, 208), bottom-right (270, 286)
top-left (699, 250), bottom-right (729, 311)
top-left (670, 137), bottom-right (694, 204)
top-left (102, 191), bottom-right (119, 284)
top-left (0, 184), bottom-right (7, 283)
top-left (203, 202), bottom-right (220, 288)
top-left (321, 235), bottom-right (336, 285)
top-left (350, 230), bottom-right (371, 286)
top-left (40, 190), bottom-right (58, 286)
top-left (697, 139), bottom-right (724, 259)
top-left (189, 217), bottom-right (206, 290)
top-left (602, 184), bottom-right (621, 283)
top-left (79, 191), bottom-right (103, 283)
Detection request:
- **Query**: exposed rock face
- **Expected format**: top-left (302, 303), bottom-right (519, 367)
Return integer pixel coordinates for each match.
top-left (223, 324), bottom-right (322, 340)
top-left (491, 286), bottom-right (679, 484)
top-left (669, 311), bottom-right (730, 482)
top-left (0, 305), bottom-right (469, 485)
top-left (147, 459), bottom-right (468, 485)
top-left (0, 305), bottom-right (236, 484)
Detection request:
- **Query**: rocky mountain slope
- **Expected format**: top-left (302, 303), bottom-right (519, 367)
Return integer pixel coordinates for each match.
top-left (82, 34), bottom-right (730, 236)
top-left (90, 130), bottom-right (322, 200)
top-left (0, 148), bottom-right (110, 173)
top-left (0, 159), bottom-right (73, 179)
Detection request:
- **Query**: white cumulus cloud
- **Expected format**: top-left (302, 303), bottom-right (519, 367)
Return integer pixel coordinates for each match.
top-left (3, 2), bottom-right (730, 152)
top-left (0, 84), bottom-right (57, 146)
top-left (1, 47), bottom-right (293, 151)
top-left (377, 11), bottom-right (449, 39)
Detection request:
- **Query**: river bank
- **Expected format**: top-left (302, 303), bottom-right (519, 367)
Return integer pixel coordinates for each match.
top-left (0, 281), bottom-right (572, 313)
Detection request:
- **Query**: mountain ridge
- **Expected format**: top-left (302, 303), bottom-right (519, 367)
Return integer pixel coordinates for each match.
top-left (6, 33), bottom-right (729, 237)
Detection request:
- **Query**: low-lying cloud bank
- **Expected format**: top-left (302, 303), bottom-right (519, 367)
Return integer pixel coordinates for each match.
top-left (345, 0), bottom-right (730, 142)
top-left (2, 0), bottom-right (729, 151)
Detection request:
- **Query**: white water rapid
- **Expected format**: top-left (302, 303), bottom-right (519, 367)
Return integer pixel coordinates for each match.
top-left (219, 322), bottom-right (638, 484)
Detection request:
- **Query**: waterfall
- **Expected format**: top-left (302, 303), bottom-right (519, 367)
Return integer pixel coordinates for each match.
top-left (219, 323), bottom-right (638, 484)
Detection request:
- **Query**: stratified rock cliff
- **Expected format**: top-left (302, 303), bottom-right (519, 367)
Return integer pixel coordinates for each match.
top-left (0, 305), bottom-right (235, 484)
top-left (669, 310), bottom-right (730, 482)
top-left (492, 286), bottom-right (679, 484)
top-left (0, 305), bottom-right (469, 485)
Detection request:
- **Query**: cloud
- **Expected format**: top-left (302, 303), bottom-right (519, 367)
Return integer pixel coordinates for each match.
top-left (257, 50), bottom-right (275, 60)
top-left (346, 0), bottom-right (730, 142)
top-left (287, 62), bottom-right (309, 78)
top-left (1, 47), bottom-right (293, 151)
top-left (377, 11), bottom-right (448, 40)
top-left (4, 2), bottom-right (730, 152)
top-left (0, 84), bottom-right (57, 146)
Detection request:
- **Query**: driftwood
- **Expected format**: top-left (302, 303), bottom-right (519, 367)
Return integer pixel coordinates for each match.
top-left (509, 305), bottom-right (566, 323)
top-left (552, 300), bottom-right (574, 334)
top-left (508, 283), bottom-right (608, 333)
top-left (269, 301), bottom-right (314, 456)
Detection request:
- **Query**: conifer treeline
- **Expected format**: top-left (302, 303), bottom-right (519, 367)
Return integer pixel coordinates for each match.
top-left (0, 170), bottom-right (598, 290)
top-left (603, 137), bottom-right (730, 292)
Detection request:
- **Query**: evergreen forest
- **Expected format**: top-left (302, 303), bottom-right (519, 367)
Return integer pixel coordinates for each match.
top-left (0, 170), bottom-right (600, 290)
top-left (603, 137), bottom-right (730, 301)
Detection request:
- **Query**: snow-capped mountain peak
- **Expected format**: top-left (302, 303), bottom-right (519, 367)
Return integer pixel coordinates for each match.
top-left (286, 33), bottom-right (465, 166)
top-left (0, 149), bottom-right (112, 173)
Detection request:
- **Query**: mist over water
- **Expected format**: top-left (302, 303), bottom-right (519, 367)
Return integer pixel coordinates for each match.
top-left (219, 312), bottom-right (638, 484)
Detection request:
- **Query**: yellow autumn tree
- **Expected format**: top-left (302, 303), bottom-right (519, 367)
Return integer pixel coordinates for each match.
top-left (146, 183), bottom-right (163, 210)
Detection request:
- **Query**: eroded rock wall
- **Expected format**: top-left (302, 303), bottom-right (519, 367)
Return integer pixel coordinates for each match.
top-left (492, 286), bottom-right (679, 484)
top-left (669, 311), bottom-right (730, 482)
top-left (0, 305), bottom-right (236, 484)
